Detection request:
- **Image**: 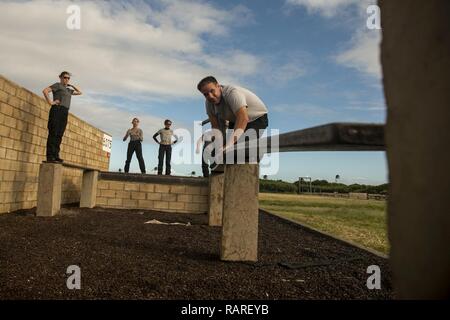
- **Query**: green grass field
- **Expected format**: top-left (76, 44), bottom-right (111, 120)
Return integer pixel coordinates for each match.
top-left (259, 193), bottom-right (389, 254)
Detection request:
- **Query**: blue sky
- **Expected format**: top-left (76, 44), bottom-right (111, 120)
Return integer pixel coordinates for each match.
top-left (0, 0), bottom-right (386, 184)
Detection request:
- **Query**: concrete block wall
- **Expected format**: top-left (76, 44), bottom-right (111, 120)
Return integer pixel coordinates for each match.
top-left (96, 173), bottom-right (209, 214)
top-left (0, 74), bottom-right (110, 214)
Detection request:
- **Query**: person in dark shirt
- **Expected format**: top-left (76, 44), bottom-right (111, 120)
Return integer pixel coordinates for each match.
top-left (42, 71), bottom-right (82, 162)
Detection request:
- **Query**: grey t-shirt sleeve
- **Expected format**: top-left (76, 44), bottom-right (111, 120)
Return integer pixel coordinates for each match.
top-left (225, 88), bottom-right (247, 114)
top-left (50, 82), bottom-right (59, 91)
top-left (139, 129), bottom-right (143, 141)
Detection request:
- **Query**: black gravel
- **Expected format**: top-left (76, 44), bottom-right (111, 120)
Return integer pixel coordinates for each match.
top-left (0, 206), bottom-right (393, 299)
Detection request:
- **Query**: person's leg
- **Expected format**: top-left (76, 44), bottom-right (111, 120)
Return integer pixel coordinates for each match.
top-left (135, 141), bottom-right (146, 173)
top-left (157, 144), bottom-right (164, 175)
top-left (165, 145), bottom-right (172, 175)
top-left (202, 142), bottom-right (210, 177)
top-left (54, 107), bottom-right (69, 160)
top-left (46, 106), bottom-right (58, 160)
top-left (124, 142), bottom-right (134, 173)
top-left (242, 114), bottom-right (268, 163)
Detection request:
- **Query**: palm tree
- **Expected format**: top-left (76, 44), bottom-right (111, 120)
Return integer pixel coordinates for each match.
top-left (263, 175), bottom-right (268, 180)
top-left (335, 174), bottom-right (340, 183)
top-left (191, 171), bottom-right (196, 177)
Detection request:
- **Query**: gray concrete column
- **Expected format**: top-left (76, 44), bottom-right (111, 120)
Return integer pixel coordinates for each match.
top-left (380, 0), bottom-right (450, 299)
top-left (220, 164), bottom-right (259, 262)
top-left (80, 170), bottom-right (99, 208)
top-left (208, 172), bottom-right (224, 226)
top-left (36, 162), bottom-right (63, 217)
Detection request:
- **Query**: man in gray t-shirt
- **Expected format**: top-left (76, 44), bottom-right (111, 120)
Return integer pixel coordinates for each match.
top-left (197, 76), bottom-right (269, 165)
top-left (42, 71), bottom-right (82, 162)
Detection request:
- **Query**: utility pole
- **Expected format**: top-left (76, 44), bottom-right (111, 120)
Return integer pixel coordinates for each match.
top-left (299, 176), bottom-right (312, 194)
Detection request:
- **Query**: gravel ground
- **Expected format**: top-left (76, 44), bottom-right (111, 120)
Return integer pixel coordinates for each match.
top-left (0, 206), bottom-right (393, 299)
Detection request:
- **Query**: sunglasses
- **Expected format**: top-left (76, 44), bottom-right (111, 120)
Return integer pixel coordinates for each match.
top-left (63, 77), bottom-right (70, 79)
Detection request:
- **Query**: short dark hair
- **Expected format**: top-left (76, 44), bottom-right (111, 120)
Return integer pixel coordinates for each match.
top-left (132, 117), bottom-right (139, 122)
top-left (197, 76), bottom-right (218, 91)
top-left (164, 119), bottom-right (172, 125)
top-left (59, 71), bottom-right (71, 78)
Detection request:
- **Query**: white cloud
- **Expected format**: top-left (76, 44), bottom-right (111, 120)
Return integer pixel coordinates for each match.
top-left (285, 0), bottom-right (364, 17)
top-left (335, 30), bottom-right (381, 78)
top-left (0, 0), bottom-right (259, 100)
top-left (286, 0), bottom-right (381, 78)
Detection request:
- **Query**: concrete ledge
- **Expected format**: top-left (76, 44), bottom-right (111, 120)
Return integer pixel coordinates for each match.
top-left (99, 172), bottom-right (208, 186)
top-left (260, 209), bottom-right (388, 259)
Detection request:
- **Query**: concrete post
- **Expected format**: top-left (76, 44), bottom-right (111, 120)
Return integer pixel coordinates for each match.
top-left (220, 164), bottom-right (259, 262)
top-left (80, 170), bottom-right (98, 208)
top-left (36, 162), bottom-right (63, 217)
top-left (380, 0), bottom-right (450, 298)
top-left (208, 172), bottom-right (224, 226)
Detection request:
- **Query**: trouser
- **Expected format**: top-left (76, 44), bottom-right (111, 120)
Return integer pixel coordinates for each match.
top-left (46, 105), bottom-right (69, 160)
top-left (201, 141), bottom-right (213, 177)
top-left (158, 144), bottom-right (172, 175)
top-left (228, 113), bottom-right (269, 163)
top-left (124, 140), bottom-right (146, 173)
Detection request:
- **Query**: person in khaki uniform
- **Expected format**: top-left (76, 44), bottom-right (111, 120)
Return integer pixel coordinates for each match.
top-left (153, 119), bottom-right (178, 175)
top-left (123, 117), bottom-right (146, 174)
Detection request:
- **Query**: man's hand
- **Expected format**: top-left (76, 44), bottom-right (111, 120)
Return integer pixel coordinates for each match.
top-left (52, 99), bottom-right (61, 105)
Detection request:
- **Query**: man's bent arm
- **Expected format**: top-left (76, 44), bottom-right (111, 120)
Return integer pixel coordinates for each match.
top-left (225, 106), bottom-right (249, 149)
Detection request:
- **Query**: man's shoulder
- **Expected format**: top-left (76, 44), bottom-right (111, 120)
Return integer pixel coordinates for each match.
top-left (50, 82), bottom-right (61, 90)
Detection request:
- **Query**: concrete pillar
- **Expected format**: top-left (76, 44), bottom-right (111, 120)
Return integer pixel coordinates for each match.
top-left (220, 164), bottom-right (259, 262)
top-left (36, 162), bottom-right (63, 217)
top-left (208, 172), bottom-right (224, 226)
top-left (80, 170), bottom-right (98, 208)
top-left (380, 0), bottom-right (450, 299)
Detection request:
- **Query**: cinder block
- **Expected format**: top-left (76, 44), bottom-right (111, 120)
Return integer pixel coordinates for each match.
top-left (36, 162), bottom-right (63, 217)
top-left (5, 149), bottom-right (18, 161)
top-left (221, 164), bottom-right (259, 262)
top-left (161, 193), bottom-right (177, 202)
top-left (107, 198), bottom-right (122, 206)
top-left (154, 201), bottom-right (169, 210)
top-left (97, 181), bottom-right (109, 189)
top-left (0, 90), bottom-right (8, 103)
top-left (138, 199), bottom-right (154, 208)
top-left (3, 82), bottom-right (16, 96)
top-left (124, 183), bottom-right (139, 191)
top-left (115, 190), bottom-right (131, 199)
top-left (177, 194), bottom-right (191, 202)
top-left (123, 199), bottom-right (138, 208)
top-left (80, 170), bottom-right (98, 208)
top-left (147, 193), bottom-right (162, 201)
top-left (185, 186), bottom-right (202, 195)
top-left (0, 103), bottom-right (13, 116)
top-left (131, 192), bottom-right (146, 200)
top-left (140, 184), bottom-right (154, 192)
top-left (0, 124), bottom-right (10, 137)
top-left (101, 189), bottom-right (115, 198)
top-left (154, 184), bottom-right (170, 193)
top-left (192, 195), bottom-right (208, 204)
top-left (109, 182), bottom-right (124, 190)
top-left (169, 202), bottom-right (185, 210)
top-left (96, 197), bottom-right (108, 206)
top-left (170, 185), bottom-right (186, 194)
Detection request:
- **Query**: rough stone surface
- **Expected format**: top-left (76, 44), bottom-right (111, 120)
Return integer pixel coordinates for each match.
top-left (380, 0), bottom-right (450, 299)
top-left (80, 170), bottom-right (98, 208)
top-left (208, 173), bottom-right (224, 226)
top-left (36, 163), bottom-right (62, 217)
top-left (221, 164), bottom-right (259, 262)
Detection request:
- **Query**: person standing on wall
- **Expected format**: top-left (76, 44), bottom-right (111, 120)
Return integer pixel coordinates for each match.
top-left (153, 119), bottom-right (178, 175)
top-left (123, 117), bottom-right (146, 174)
top-left (42, 71), bottom-right (82, 162)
